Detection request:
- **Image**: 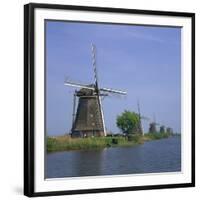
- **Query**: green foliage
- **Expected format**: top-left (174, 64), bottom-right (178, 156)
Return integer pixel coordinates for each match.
top-left (145, 132), bottom-right (170, 140)
top-left (116, 110), bottom-right (140, 135)
top-left (47, 137), bottom-right (59, 151)
top-left (112, 138), bottom-right (119, 144)
top-left (47, 136), bottom-right (135, 152)
top-left (46, 132), bottom-right (172, 152)
top-left (127, 134), bottom-right (143, 144)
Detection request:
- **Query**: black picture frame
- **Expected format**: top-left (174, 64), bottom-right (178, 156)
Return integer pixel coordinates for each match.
top-left (24, 3), bottom-right (195, 197)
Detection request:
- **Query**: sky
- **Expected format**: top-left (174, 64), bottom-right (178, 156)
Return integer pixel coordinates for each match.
top-left (46, 20), bottom-right (181, 136)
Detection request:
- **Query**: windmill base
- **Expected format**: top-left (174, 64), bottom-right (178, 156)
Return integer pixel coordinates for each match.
top-left (71, 130), bottom-right (105, 138)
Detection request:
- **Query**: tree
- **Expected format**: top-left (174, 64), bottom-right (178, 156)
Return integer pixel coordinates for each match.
top-left (116, 110), bottom-right (140, 135)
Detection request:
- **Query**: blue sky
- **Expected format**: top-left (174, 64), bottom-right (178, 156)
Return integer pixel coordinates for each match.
top-left (46, 20), bottom-right (181, 136)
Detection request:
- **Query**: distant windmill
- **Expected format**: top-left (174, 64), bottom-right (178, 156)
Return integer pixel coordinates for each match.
top-left (159, 125), bottom-right (166, 133)
top-left (166, 127), bottom-right (173, 134)
top-left (149, 114), bottom-right (160, 133)
top-left (137, 100), bottom-right (150, 135)
top-left (158, 120), bottom-right (166, 133)
top-left (64, 44), bottom-right (127, 137)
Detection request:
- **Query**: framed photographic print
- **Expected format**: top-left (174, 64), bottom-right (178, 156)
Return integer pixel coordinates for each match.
top-left (24, 3), bottom-right (195, 197)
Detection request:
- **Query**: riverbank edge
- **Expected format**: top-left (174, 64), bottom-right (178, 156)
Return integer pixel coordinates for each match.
top-left (47, 133), bottom-right (175, 153)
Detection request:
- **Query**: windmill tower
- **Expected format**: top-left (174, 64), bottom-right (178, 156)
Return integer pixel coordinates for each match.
top-left (149, 114), bottom-right (160, 133)
top-left (64, 44), bottom-right (127, 138)
top-left (159, 125), bottom-right (165, 133)
top-left (166, 127), bottom-right (173, 134)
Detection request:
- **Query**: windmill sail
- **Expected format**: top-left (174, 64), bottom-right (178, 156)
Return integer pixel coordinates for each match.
top-left (100, 87), bottom-right (126, 95)
top-left (64, 80), bottom-right (95, 90)
top-left (91, 44), bottom-right (99, 90)
top-left (91, 43), bottom-right (106, 136)
top-left (137, 101), bottom-right (143, 135)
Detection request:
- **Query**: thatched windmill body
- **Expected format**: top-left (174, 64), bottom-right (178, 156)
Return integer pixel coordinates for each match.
top-left (159, 125), bottom-right (166, 133)
top-left (166, 127), bottom-right (173, 134)
top-left (64, 44), bottom-right (126, 137)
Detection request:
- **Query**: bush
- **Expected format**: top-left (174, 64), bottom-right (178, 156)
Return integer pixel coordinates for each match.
top-left (127, 134), bottom-right (143, 144)
top-left (116, 110), bottom-right (140, 135)
top-left (47, 137), bottom-right (58, 152)
top-left (112, 138), bottom-right (119, 144)
top-left (146, 132), bottom-right (170, 140)
top-left (127, 134), bottom-right (134, 141)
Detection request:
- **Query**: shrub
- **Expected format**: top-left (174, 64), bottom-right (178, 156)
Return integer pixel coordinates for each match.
top-left (116, 110), bottom-right (140, 135)
top-left (127, 134), bottom-right (143, 144)
top-left (112, 138), bottom-right (119, 144)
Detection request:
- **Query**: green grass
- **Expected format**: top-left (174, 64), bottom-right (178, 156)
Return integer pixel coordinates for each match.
top-left (47, 133), bottom-right (171, 152)
top-left (144, 132), bottom-right (171, 140)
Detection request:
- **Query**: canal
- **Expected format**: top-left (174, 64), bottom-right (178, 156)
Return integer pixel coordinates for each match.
top-left (46, 136), bottom-right (181, 178)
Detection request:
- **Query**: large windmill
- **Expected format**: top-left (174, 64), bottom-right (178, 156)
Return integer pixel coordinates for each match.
top-left (64, 44), bottom-right (127, 138)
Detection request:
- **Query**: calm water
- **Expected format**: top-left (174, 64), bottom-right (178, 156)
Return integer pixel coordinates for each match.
top-left (46, 136), bottom-right (181, 178)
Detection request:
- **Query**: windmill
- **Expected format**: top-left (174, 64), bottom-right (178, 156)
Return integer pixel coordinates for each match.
top-left (149, 114), bottom-right (160, 133)
top-left (166, 127), bottom-right (173, 134)
top-left (137, 100), bottom-right (150, 135)
top-left (64, 44), bottom-right (127, 138)
top-left (159, 121), bottom-right (166, 133)
top-left (159, 125), bottom-right (166, 133)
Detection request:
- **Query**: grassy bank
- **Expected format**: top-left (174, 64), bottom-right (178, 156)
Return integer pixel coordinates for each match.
top-left (47, 132), bottom-right (171, 152)
top-left (143, 132), bottom-right (172, 141)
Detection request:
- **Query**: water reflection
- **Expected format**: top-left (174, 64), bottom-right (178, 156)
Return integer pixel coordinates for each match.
top-left (70, 149), bottom-right (105, 176)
